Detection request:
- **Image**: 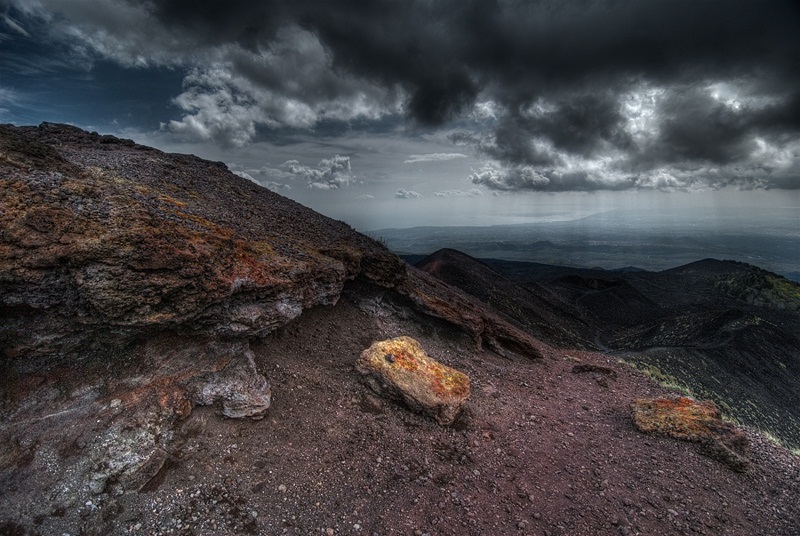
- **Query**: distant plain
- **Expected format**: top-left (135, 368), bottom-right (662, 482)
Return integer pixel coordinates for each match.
top-left (374, 206), bottom-right (800, 281)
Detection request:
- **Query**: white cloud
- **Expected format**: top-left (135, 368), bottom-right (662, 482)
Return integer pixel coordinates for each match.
top-left (0, 86), bottom-right (20, 104)
top-left (232, 170), bottom-right (257, 183)
top-left (263, 182), bottom-right (292, 192)
top-left (433, 188), bottom-right (483, 198)
top-left (12, 0), bottom-right (190, 68)
top-left (165, 69), bottom-right (261, 147)
top-left (159, 27), bottom-right (402, 146)
top-left (403, 152), bottom-right (468, 164)
top-left (472, 100), bottom-right (500, 120)
top-left (395, 188), bottom-right (423, 199)
top-left (355, 194), bottom-right (375, 200)
top-left (470, 165), bottom-right (550, 191)
top-left (282, 154), bottom-right (353, 190)
top-left (12, 2), bottom-right (402, 146)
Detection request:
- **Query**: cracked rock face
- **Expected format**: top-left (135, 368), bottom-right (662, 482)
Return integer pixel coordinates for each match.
top-left (356, 336), bottom-right (470, 425)
top-left (1, 336), bottom-right (270, 499)
top-left (187, 343), bottom-right (272, 419)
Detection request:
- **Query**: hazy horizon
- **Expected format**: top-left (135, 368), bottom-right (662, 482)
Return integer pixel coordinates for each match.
top-left (367, 197), bottom-right (800, 280)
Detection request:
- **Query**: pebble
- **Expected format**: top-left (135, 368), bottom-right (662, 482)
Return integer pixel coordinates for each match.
top-left (278, 484), bottom-right (287, 493)
top-left (326, 528), bottom-right (334, 536)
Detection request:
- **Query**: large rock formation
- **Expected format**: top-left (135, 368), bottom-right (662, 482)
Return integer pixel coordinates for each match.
top-left (0, 122), bottom-right (542, 497)
top-left (1, 123), bottom-right (542, 360)
top-left (1, 123), bottom-right (402, 352)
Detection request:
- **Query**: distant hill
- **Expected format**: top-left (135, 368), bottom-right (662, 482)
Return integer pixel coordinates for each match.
top-left (380, 219), bottom-right (800, 280)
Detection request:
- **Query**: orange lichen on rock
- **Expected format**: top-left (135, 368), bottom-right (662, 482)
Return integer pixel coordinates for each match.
top-left (632, 397), bottom-right (721, 439)
top-left (356, 336), bottom-right (470, 425)
top-left (631, 397), bottom-right (750, 472)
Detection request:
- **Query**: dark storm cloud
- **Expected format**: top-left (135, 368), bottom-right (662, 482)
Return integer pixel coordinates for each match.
top-left (141, 0), bottom-right (799, 189)
top-left (649, 86), bottom-right (756, 166)
top-left (451, 91), bottom-right (633, 169)
top-left (150, 0), bottom-right (484, 125)
top-left (5, 0), bottom-right (799, 190)
top-left (146, 0), bottom-right (798, 105)
top-left (628, 83), bottom-right (800, 171)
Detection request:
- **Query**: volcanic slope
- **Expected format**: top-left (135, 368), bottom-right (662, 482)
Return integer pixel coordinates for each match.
top-left (1, 123), bottom-right (798, 535)
top-left (414, 248), bottom-right (594, 349)
top-left (416, 250), bottom-right (800, 450)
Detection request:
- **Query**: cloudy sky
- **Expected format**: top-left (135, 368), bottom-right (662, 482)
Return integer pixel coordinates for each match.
top-left (1, 0), bottom-right (798, 230)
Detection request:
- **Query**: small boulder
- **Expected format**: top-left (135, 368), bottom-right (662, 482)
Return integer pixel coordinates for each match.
top-left (571, 363), bottom-right (617, 379)
top-left (356, 336), bottom-right (470, 425)
top-left (631, 397), bottom-right (750, 472)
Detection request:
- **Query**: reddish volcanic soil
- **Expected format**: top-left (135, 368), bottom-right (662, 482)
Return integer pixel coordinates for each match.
top-left (2, 123), bottom-right (798, 536)
top-left (10, 286), bottom-right (795, 536)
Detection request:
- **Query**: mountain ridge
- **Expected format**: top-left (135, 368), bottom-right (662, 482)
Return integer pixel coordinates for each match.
top-left (1, 123), bottom-right (798, 535)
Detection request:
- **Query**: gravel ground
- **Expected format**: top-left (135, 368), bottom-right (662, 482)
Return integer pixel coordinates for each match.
top-left (9, 286), bottom-right (796, 536)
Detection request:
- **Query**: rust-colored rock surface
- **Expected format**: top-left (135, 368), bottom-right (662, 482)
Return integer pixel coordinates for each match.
top-left (356, 336), bottom-right (470, 425)
top-left (631, 397), bottom-right (750, 472)
top-left (0, 122), bottom-right (540, 363)
top-left (0, 123), bottom-right (403, 356)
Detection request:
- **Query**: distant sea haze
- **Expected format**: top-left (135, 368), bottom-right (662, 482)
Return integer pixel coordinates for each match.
top-left (374, 208), bottom-right (800, 282)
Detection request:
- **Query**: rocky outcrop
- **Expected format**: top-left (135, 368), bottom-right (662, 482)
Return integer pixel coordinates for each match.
top-left (414, 248), bottom-right (595, 349)
top-left (631, 397), bottom-right (750, 472)
top-left (356, 336), bottom-right (470, 425)
top-left (0, 123), bottom-right (544, 500)
top-left (1, 123), bottom-right (539, 363)
top-left (397, 267), bottom-right (545, 359)
top-left (0, 334), bottom-right (271, 500)
top-left (0, 123), bottom-right (405, 359)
